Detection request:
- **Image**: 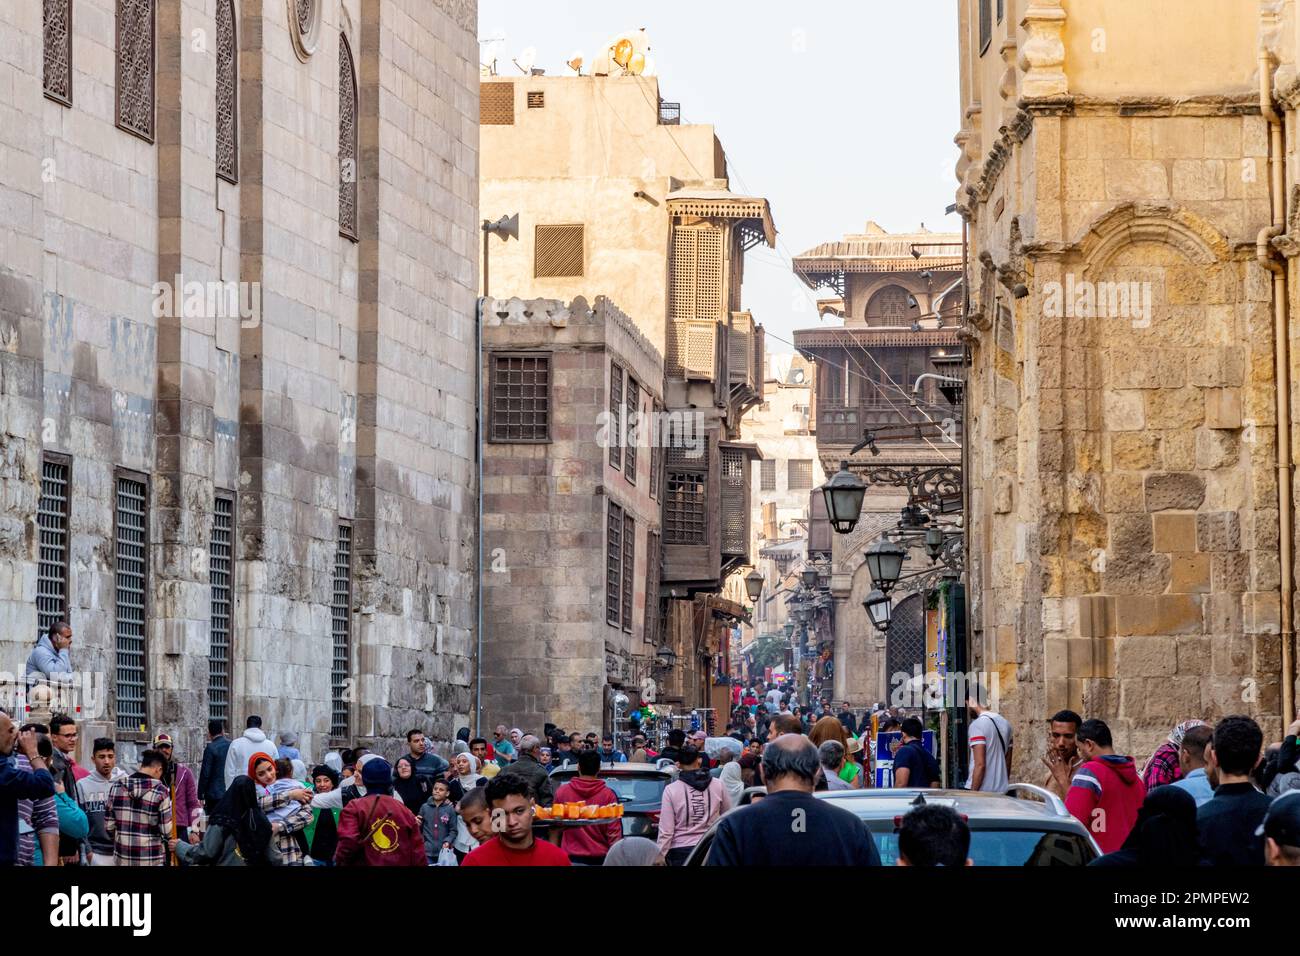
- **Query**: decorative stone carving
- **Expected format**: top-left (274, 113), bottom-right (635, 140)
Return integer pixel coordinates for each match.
top-left (288, 0), bottom-right (322, 61)
top-left (216, 0), bottom-right (238, 184)
top-left (1018, 0), bottom-right (1067, 100)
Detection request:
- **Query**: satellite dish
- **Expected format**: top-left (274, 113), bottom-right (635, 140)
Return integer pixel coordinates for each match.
top-left (613, 38), bottom-right (633, 67)
top-left (566, 50), bottom-right (583, 74)
top-left (514, 46), bottom-right (536, 74)
top-left (629, 52), bottom-right (646, 74)
top-left (641, 55), bottom-right (656, 77)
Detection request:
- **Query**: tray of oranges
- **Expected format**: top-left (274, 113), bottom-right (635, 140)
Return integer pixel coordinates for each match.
top-left (534, 801), bottom-right (625, 824)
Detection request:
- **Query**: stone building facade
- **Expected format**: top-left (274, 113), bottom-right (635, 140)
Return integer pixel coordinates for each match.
top-left (479, 295), bottom-right (664, 736)
top-left (0, 0), bottom-right (480, 766)
top-left (955, 0), bottom-right (1297, 774)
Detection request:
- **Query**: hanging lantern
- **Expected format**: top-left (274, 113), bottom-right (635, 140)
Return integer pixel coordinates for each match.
top-left (744, 569), bottom-right (764, 602)
top-left (820, 461), bottom-right (867, 534)
top-left (863, 588), bottom-right (893, 632)
top-left (864, 538), bottom-right (907, 594)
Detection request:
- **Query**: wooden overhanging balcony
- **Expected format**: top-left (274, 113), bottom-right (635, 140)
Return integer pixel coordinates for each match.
top-left (816, 399), bottom-right (957, 447)
top-left (666, 317), bottom-right (723, 382)
top-left (727, 311), bottom-right (763, 415)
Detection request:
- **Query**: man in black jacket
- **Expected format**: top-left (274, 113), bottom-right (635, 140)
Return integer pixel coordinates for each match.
top-left (496, 735), bottom-right (553, 805)
top-left (1198, 715), bottom-right (1271, 865)
top-left (705, 734), bottom-right (881, 866)
top-left (196, 720), bottom-right (230, 815)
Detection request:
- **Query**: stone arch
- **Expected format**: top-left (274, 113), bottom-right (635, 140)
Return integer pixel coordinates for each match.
top-left (864, 284), bottom-right (913, 327)
top-left (1072, 202), bottom-right (1230, 272)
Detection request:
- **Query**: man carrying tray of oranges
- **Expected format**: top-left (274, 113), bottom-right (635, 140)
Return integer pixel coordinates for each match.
top-left (547, 750), bottom-right (624, 864)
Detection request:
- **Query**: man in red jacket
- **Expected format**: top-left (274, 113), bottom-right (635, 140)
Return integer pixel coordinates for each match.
top-left (463, 775), bottom-right (570, 866)
top-left (1065, 719), bottom-right (1145, 854)
top-left (334, 758), bottom-right (426, 866)
top-left (552, 750), bottom-right (622, 864)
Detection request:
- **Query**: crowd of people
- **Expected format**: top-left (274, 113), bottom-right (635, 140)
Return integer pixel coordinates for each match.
top-left (3, 672), bottom-right (1299, 866)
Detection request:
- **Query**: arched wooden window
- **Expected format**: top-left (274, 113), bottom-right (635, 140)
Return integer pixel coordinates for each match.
top-left (115, 0), bottom-right (155, 142)
top-left (865, 285), bottom-right (911, 327)
top-left (215, 0), bottom-right (238, 184)
top-left (338, 33), bottom-right (358, 241)
top-left (44, 0), bottom-right (73, 106)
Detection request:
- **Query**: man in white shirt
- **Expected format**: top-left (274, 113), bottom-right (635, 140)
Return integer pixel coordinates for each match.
top-left (965, 698), bottom-right (1013, 791)
top-left (765, 685), bottom-right (783, 713)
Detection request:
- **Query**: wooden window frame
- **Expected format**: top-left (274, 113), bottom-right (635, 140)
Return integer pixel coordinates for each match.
top-left (609, 361), bottom-right (623, 470)
top-left (606, 502), bottom-right (624, 627)
top-left (621, 513), bottom-right (635, 633)
top-left (624, 376), bottom-right (639, 484)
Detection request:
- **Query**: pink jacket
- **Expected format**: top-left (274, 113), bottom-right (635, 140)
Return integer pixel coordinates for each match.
top-left (657, 775), bottom-right (731, 853)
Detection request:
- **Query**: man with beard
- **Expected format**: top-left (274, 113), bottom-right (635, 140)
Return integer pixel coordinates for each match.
top-left (656, 746), bottom-right (730, 865)
top-left (1040, 709), bottom-right (1082, 800)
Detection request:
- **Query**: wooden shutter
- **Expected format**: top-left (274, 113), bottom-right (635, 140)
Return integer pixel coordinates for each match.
top-left (609, 362), bottom-right (623, 469)
top-left (621, 514), bottom-right (635, 632)
top-left (720, 447), bottom-right (747, 556)
top-left (606, 502), bottom-right (624, 626)
top-left (643, 530), bottom-right (661, 645)
top-left (624, 377), bottom-right (639, 483)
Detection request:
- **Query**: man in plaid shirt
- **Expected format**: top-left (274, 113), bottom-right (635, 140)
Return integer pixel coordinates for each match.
top-left (104, 749), bottom-right (172, 866)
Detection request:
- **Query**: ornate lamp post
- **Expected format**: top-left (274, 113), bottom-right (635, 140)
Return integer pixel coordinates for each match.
top-left (863, 588), bottom-right (892, 633)
top-left (864, 538), bottom-right (907, 594)
top-left (820, 461), bottom-right (867, 534)
top-left (744, 568), bottom-right (764, 602)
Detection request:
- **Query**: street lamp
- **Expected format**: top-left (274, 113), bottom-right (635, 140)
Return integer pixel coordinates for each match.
top-left (654, 643), bottom-right (678, 670)
top-left (924, 526), bottom-right (945, 561)
top-left (863, 588), bottom-right (893, 632)
top-left (820, 461), bottom-right (867, 534)
top-left (744, 569), bottom-right (764, 602)
top-left (801, 568), bottom-right (819, 590)
top-left (783, 622), bottom-right (795, 640)
top-left (864, 538), bottom-right (907, 594)
top-left (899, 503), bottom-right (929, 529)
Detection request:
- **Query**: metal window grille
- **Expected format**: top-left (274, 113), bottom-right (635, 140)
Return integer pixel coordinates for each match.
top-left (216, 0), bottom-right (238, 184)
top-left (788, 459), bottom-right (813, 490)
top-left (481, 82), bottom-right (514, 124)
top-left (115, 476), bottom-right (148, 733)
top-left (339, 33), bottom-right (358, 241)
top-left (606, 503), bottom-right (623, 626)
top-left (624, 377), bottom-right (639, 483)
top-left (490, 354), bottom-right (550, 442)
top-left (527, 90), bottom-right (544, 108)
top-left (115, 0), bottom-right (155, 141)
top-left (658, 100), bottom-right (680, 125)
top-left (759, 459), bottom-right (776, 492)
top-left (621, 514), bottom-right (635, 632)
top-left (331, 525), bottom-right (353, 738)
top-left (296, 0), bottom-right (314, 33)
top-left (608, 363), bottom-right (623, 469)
top-left (44, 0), bottom-right (72, 106)
top-left (208, 495), bottom-right (233, 725)
top-left (648, 401), bottom-right (661, 500)
top-left (534, 224), bottom-right (584, 278)
top-left (979, 0), bottom-right (992, 54)
top-left (887, 594), bottom-right (927, 682)
top-left (38, 459), bottom-right (70, 636)
top-left (643, 530), bottom-right (660, 645)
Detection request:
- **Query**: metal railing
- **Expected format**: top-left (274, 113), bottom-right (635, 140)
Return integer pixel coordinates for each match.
top-left (659, 100), bottom-right (681, 125)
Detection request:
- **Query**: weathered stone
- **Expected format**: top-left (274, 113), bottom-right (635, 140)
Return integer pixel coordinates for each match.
top-left (1152, 513), bottom-right (1196, 553)
top-left (1145, 473), bottom-right (1206, 512)
top-left (1196, 511), bottom-right (1241, 551)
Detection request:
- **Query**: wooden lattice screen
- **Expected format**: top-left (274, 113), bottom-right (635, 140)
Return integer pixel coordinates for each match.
top-left (720, 447), bottom-right (747, 556)
top-left (216, 0), bottom-right (238, 183)
top-left (115, 0), bottom-right (155, 141)
top-left (44, 0), bottom-right (72, 106)
top-left (481, 82), bottom-right (514, 124)
top-left (535, 224), bottom-right (584, 277)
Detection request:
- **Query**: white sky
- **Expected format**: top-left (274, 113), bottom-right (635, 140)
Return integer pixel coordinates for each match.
top-left (478, 0), bottom-right (962, 347)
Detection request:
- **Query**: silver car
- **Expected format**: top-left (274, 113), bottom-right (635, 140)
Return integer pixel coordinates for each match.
top-left (684, 783), bottom-right (1102, 865)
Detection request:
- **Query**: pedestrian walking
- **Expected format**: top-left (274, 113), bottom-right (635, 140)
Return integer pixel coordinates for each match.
top-left (1198, 715), bottom-right (1271, 866)
top-left (819, 741), bottom-right (854, 791)
top-left (153, 733), bottom-right (200, 850)
top-left (419, 778), bottom-right (458, 865)
top-left (77, 737), bottom-right (126, 866)
top-left (404, 728), bottom-right (449, 779)
top-left (197, 720), bottom-right (231, 814)
top-left (965, 697), bottom-right (1013, 791)
top-left (1261, 791), bottom-right (1300, 866)
top-left (1064, 719), bottom-right (1145, 854)
top-left (103, 749), bottom-right (172, 867)
top-left (892, 717), bottom-right (940, 788)
top-left (705, 734), bottom-right (882, 867)
top-left (454, 786), bottom-right (491, 860)
top-left (334, 757), bottom-right (426, 866)
top-left (47, 714), bottom-right (87, 865)
top-left (222, 715), bottom-right (280, 789)
top-left (393, 755), bottom-right (433, 814)
top-left (495, 734), bottom-right (553, 805)
top-left (304, 765), bottom-right (340, 866)
top-left (552, 749), bottom-right (622, 864)
top-left (602, 836), bottom-right (664, 866)
top-left (1170, 724), bottom-right (1215, 807)
top-left (1141, 719), bottom-right (1207, 790)
top-left (657, 745), bottom-right (730, 865)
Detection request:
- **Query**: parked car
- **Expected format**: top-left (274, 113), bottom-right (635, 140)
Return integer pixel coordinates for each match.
top-left (548, 762), bottom-right (676, 840)
top-left (683, 783), bottom-right (1101, 865)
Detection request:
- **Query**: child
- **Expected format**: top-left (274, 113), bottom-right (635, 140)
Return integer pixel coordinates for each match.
top-left (420, 779), bottom-right (458, 865)
top-left (453, 785), bottom-right (492, 862)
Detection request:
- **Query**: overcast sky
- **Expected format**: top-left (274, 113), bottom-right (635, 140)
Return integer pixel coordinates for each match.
top-left (478, 0), bottom-right (962, 347)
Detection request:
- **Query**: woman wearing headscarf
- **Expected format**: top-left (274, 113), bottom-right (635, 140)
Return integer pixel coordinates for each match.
top-left (737, 751), bottom-right (759, 789)
top-left (1089, 785), bottom-right (1203, 866)
top-left (603, 836), bottom-right (665, 866)
top-left (392, 755), bottom-right (433, 814)
top-left (305, 765), bottom-right (341, 866)
top-left (1141, 720), bottom-right (1207, 790)
top-left (719, 759), bottom-right (745, 805)
top-left (175, 776), bottom-right (283, 866)
top-left (446, 752), bottom-right (484, 802)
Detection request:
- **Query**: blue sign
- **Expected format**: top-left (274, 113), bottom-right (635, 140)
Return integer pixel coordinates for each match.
top-left (874, 730), bottom-right (937, 788)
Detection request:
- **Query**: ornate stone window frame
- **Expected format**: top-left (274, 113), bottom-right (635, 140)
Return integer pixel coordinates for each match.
top-left (44, 0), bottom-right (73, 107)
top-left (338, 31), bottom-right (358, 241)
top-left (115, 0), bottom-right (155, 143)
top-left (288, 0), bottom-right (322, 61)
top-left (216, 0), bottom-right (238, 184)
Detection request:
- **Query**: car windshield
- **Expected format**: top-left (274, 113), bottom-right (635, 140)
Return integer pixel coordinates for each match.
top-left (553, 773), bottom-right (667, 807)
top-left (868, 827), bottom-right (1095, 866)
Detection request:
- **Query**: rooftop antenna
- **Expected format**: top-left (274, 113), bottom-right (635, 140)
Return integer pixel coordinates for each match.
top-left (513, 46), bottom-right (537, 75)
top-left (478, 35), bottom-right (504, 75)
top-left (566, 50), bottom-right (584, 75)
